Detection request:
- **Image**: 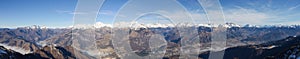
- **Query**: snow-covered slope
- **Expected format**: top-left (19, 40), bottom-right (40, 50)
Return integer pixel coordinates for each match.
top-left (0, 44), bottom-right (32, 55)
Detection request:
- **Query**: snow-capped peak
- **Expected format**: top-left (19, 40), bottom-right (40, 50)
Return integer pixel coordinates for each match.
top-left (224, 23), bottom-right (241, 28)
top-left (198, 24), bottom-right (210, 27)
top-left (94, 22), bottom-right (112, 28)
top-left (71, 24), bottom-right (94, 29)
top-left (197, 23), bottom-right (240, 28)
top-left (145, 23), bottom-right (175, 28)
top-left (8, 22), bottom-right (300, 29)
top-left (129, 23), bottom-right (175, 30)
top-left (21, 25), bottom-right (47, 29)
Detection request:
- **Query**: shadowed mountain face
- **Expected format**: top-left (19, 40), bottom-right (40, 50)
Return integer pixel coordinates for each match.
top-left (0, 25), bottom-right (300, 59)
top-left (199, 35), bottom-right (300, 59)
top-left (0, 45), bottom-right (93, 59)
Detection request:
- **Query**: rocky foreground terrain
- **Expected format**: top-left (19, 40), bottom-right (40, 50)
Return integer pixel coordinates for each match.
top-left (0, 23), bottom-right (300, 59)
top-left (199, 35), bottom-right (300, 59)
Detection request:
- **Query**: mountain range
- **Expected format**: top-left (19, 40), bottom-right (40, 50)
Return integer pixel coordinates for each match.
top-left (0, 23), bottom-right (300, 59)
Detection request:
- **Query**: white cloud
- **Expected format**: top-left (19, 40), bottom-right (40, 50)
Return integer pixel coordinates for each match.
top-left (288, 4), bottom-right (300, 11)
top-left (55, 10), bottom-right (71, 14)
top-left (69, 12), bottom-right (88, 15)
top-left (56, 10), bottom-right (89, 15)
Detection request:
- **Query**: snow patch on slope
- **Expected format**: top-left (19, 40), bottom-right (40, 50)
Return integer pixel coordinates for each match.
top-left (0, 43), bottom-right (32, 55)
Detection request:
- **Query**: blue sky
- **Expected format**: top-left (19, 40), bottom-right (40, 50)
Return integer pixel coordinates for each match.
top-left (0, 0), bottom-right (300, 28)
